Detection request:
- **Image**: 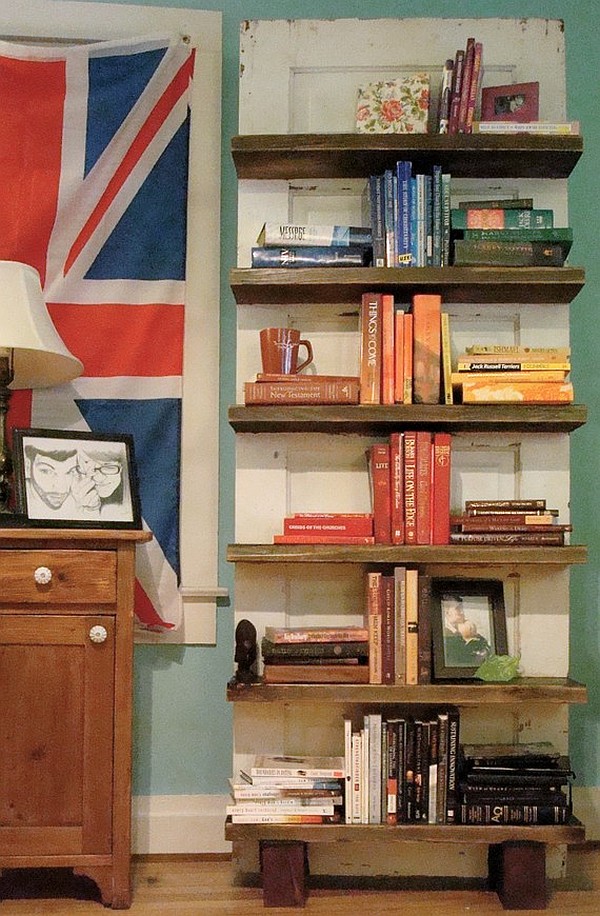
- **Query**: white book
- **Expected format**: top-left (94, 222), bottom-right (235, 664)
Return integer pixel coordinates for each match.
top-left (226, 803), bottom-right (336, 816)
top-left (472, 120), bottom-right (580, 135)
top-left (368, 713), bottom-right (382, 824)
top-left (257, 222), bottom-right (372, 247)
top-left (247, 755), bottom-right (345, 779)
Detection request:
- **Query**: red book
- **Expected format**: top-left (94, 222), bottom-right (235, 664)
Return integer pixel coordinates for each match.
top-left (381, 293), bottom-right (395, 405)
top-left (284, 515), bottom-right (374, 536)
top-left (415, 431), bottom-right (432, 544)
top-left (360, 292), bottom-right (382, 404)
top-left (366, 571), bottom-right (383, 684)
top-left (431, 432), bottom-right (452, 545)
top-left (274, 534), bottom-right (375, 545)
top-left (381, 575), bottom-right (396, 685)
top-left (390, 432), bottom-right (405, 544)
top-left (403, 312), bottom-right (413, 404)
top-left (394, 309), bottom-right (405, 403)
top-left (368, 443), bottom-right (392, 543)
top-left (403, 432), bottom-right (417, 545)
top-left (447, 48), bottom-right (465, 135)
top-left (412, 294), bottom-right (441, 404)
top-left (457, 38), bottom-right (475, 134)
top-left (464, 42), bottom-right (483, 134)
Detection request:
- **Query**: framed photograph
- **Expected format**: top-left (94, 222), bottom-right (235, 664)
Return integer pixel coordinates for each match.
top-left (12, 428), bottom-right (142, 529)
top-left (481, 81), bottom-right (539, 123)
top-left (431, 578), bottom-right (508, 680)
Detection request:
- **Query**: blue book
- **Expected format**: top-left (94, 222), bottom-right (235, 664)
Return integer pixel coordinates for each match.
top-left (251, 246), bottom-right (370, 268)
top-left (368, 174), bottom-right (386, 268)
top-left (396, 160), bottom-right (412, 266)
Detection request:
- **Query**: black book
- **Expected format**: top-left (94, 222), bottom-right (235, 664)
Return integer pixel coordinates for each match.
top-left (261, 637), bottom-right (368, 661)
top-left (460, 742), bottom-right (561, 769)
top-left (460, 802), bottom-right (571, 826)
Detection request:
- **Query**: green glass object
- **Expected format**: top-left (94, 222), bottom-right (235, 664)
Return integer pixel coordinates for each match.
top-left (475, 654), bottom-right (521, 682)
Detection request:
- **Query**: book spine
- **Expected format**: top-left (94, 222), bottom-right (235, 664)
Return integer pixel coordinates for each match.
top-left (461, 379), bottom-right (573, 404)
top-left (273, 534), bottom-right (376, 544)
top-left (259, 223), bottom-right (372, 247)
top-left (457, 361), bottom-right (571, 371)
top-left (369, 174), bottom-right (386, 267)
top-left (428, 719), bottom-right (439, 824)
top-left (351, 731), bottom-right (362, 823)
top-left (244, 379), bottom-right (360, 405)
top-left (412, 293), bottom-right (441, 404)
top-left (437, 59), bottom-right (454, 133)
top-left (344, 718), bottom-right (353, 823)
top-left (462, 228), bottom-right (572, 243)
top-left (381, 575), bottom-right (396, 685)
top-left (394, 310), bottom-right (405, 403)
top-left (360, 292), bottom-right (382, 404)
top-left (435, 712), bottom-right (449, 824)
top-left (453, 239), bottom-right (566, 267)
top-left (472, 120), bottom-right (579, 134)
top-left (446, 710), bottom-right (460, 823)
top-left (453, 371), bottom-right (568, 384)
top-left (403, 312), bottom-right (414, 403)
top-left (262, 639), bottom-right (368, 660)
top-left (450, 531), bottom-right (565, 545)
top-left (465, 499), bottom-right (546, 510)
top-left (227, 803), bottom-right (335, 816)
top-left (459, 803), bottom-right (569, 825)
top-left (441, 173), bottom-right (452, 266)
top-left (390, 432), bottom-right (405, 544)
top-left (381, 293), bottom-right (396, 405)
top-left (264, 627), bottom-right (369, 644)
top-left (262, 664), bottom-right (370, 684)
top-left (394, 566), bottom-right (407, 685)
top-left (417, 573), bottom-right (432, 684)
top-left (405, 569), bottom-right (419, 686)
top-left (404, 719), bottom-right (416, 820)
top-left (415, 430), bottom-right (432, 544)
top-left (464, 41), bottom-right (483, 134)
top-left (432, 432), bottom-right (452, 545)
top-left (386, 719), bottom-right (399, 825)
top-left (368, 714), bottom-right (382, 824)
top-left (413, 720), bottom-right (426, 820)
top-left (451, 208), bottom-right (554, 230)
top-left (384, 168), bottom-right (396, 267)
top-left (369, 443), bottom-right (392, 543)
top-left (447, 49), bottom-right (465, 135)
top-left (456, 37), bottom-right (475, 133)
top-left (454, 521), bottom-right (569, 533)
top-left (432, 165), bottom-right (442, 267)
top-left (403, 431), bottom-right (417, 544)
top-left (441, 312), bottom-right (453, 405)
top-left (283, 518), bottom-right (374, 536)
top-left (396, 160), bottom-right (412, 266)
top-left (229, 814), bottom-right (336, 824)
top-left (367, 571), bottom-right (383, 685)
top-left (459, 198), bottom-right (534, 210)
top-left (251, 245), bottom-right (369, 267)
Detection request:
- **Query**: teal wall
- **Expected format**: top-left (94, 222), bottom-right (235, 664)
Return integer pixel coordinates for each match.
top-left (76, 0), bottom-right (600, 795)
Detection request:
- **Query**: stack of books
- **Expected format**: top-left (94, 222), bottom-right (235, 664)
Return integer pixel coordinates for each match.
top-left (228, 755), bottom-right (345, 824)
top-left (261, 626), bottom-right (370, 684)
top-left (436, 37), bottom-right (484, 135)
top-left (458, 742), bottom-right (574, 825)
top-left (359, 292), bottom-right (453, 406)
top-left (367, 431), bottom-right (452, 545)
top-left (274, 512), bottom-right (374, 545)
top-left (450, 499), bottom-right (571, 546)
top-left (244, 373), bottom-right (360, 405)
top-left (453, 344), bottom-right (573, 404)
top-left (451, 199), bottom-right (573, 267)
top-left (250, 222), bottom-right (372, 269)
top-left (344, 708), bottom-right (461, 824)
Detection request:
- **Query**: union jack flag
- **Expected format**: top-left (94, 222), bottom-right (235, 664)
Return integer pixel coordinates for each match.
top-left (0, 36), bottom-right (195, 629)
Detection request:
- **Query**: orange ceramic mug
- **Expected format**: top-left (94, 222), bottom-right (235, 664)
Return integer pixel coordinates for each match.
top-left (259, 327), bottom-right (314, 374)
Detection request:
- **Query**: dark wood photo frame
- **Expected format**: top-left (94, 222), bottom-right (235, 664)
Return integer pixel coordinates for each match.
top-left (431, 578), bottom-right (508, 680)
top-left (481, 81), bottom-right (539, 123)
top-left (12, 428), bottom-right (142, 529)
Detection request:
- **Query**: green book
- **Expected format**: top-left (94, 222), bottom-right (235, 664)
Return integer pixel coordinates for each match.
top-left (462, 227), bottom-right (573, 257)
top-left (451, 208), bottom-right (554, 230)
top-left (453, 239), bottom-right (566, 267)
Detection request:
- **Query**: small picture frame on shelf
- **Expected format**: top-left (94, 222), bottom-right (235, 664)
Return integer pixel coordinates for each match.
top-left (431, 578), bottom-right (508, 680)
top-left (12, 428), bottom-right (142, 529)
top-left (481, 81), bottom-right (539, 123)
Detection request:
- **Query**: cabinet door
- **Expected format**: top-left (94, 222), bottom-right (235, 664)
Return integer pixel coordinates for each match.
top-left (0, 615), bottom-right (115, 857)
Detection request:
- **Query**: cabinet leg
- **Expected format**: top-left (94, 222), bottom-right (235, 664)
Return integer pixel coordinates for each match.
top-left (73, 866), bottom-right (131, 909)
top-left (259, 840), bottom-right (308, 907)
top-left (488, 841), bottom-right (547, 910)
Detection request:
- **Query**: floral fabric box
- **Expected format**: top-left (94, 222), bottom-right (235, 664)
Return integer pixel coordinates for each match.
top-left (356, 73), bottom-right (430, 133)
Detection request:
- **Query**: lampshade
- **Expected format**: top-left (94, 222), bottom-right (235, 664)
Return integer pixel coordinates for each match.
top-left (0, 260), bottom-right (83, 388)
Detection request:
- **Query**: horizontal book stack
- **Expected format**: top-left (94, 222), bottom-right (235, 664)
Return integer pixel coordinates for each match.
top-left (261, 625), bottom-right (370, 684)
top-left (273, 512), bottom-right (375, 545)
top-left (230, 754), bottom-right (345, 824)
top-left (366, 162), bottom-right (451, 268)
top-left (251, 221), bottom-right (373, 269)
top-left (365, 568), bottom-right (433, 686)
top-left (344, 708), bottom-right (460, 824)
top-left (450, 499), bottom-right (570, 546)
top-left (458, 742), bottom-right (574, 825)
top-left (453, 345), bottom-right (573, 404)
top-left (438, 37), bottom-right (484, 135)
top-left (451, 197), bottom-right (572, 267)
top-left (367, 431), bottom-right (452, 546)
top-left (244, 374), bottom-right (360, 405)
top-left (359, 292), bottom-right (453, 406)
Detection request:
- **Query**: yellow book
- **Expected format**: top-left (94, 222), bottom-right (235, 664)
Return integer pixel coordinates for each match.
top-left (441, 312), bottom-right (453, 405)
top-left (405, 569), bottom-right (419, 685)
top-left (461, 379), bottom-right (574, 404)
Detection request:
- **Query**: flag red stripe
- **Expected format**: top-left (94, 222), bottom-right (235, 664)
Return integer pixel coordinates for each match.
top-left (65, 54), bottom-right (194, 274)
top-left (0, 57), bottom-right (65, 284)
top-left (48, 303), bottom-right (184, 377)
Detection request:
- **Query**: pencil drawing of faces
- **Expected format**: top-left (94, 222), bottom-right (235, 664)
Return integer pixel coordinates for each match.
top-left (77, 449), bottom-right (124, 502)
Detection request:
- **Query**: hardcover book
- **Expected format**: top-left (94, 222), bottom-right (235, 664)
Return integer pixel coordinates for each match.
top-left (249, 755), bottom-right (345, 779)
top-left (257, 222), bottom-right (372, 247)
top-left (412, 293), bottom-right (442, 404)
top-left (432, 432), bottom-right (452, 544)
top-left (273, 534), bottom-right (375, 545)
top-left (263, 626), bottom-right (369, 644)
top-left (368, 443), bottom-right (392, 543)
top-left (283, 515), bottom-right (374, 536)
top-left (458, 198), bottom-right (534, 210)
top-left (451, 208), bottom-right (554, 230)
top-left (262, 664), bottom-right (370, 684)
top-left (461, 378), bottom-right (574, 404)
top-left (244, 378), bottom-right (360, 405)
top-left (261, 638), bottom-right (369, 661)
top-left (251, 245), bottom-right (370, 268)
top-left (360, 292), bottom-right (382, 404)
top-left (453, 239), bottom-right (567, 267)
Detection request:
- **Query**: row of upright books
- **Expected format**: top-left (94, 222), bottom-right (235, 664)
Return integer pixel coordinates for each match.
top-left (435, 37), bottom-right (483, 135)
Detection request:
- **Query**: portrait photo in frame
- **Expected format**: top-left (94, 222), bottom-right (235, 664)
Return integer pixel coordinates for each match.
top-left (12, 428), bottom-right (142, 529)
top-left (481, 81), bottom-right (539, 123)
top-left (431, 578), bottom-right (508, 680)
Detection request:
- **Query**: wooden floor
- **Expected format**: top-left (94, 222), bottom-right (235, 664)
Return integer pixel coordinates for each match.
top-left (1, 846), bottom-right (600, 914)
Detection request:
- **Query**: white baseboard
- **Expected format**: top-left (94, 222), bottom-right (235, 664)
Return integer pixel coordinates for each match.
top-left (132, 794), bottom-right (231, 854)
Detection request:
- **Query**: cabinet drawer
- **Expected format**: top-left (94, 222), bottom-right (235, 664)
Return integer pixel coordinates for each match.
top-left (0, 550), bottom-right (117, 605)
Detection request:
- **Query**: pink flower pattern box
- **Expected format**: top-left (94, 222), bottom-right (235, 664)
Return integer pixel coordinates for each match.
top-left (356, 74), bottom-right (430, 133)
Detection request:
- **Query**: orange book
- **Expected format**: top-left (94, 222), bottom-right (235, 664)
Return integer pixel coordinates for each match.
top-left (381, 293), bottom-right (395, 404)
top-left (360, 292), bottom-right (382, 404)
top-left (403, 312), bottom-right (414, 403)
top-left (415, 431), bottom-right (432, 544)
top-left (368, 443), bottom-right (392, 543)
top-left (393, 308), bottom-right (405, 403)
top-left (412, 294), bottom-right (441, 404)
top-left (366, 571), bottom-right (383, 685)
top-left (431, 432), bottom-right (452, 545)
top-left (262, 665), bottom-right (369, 685)
top-left (461, 379), bottom-right (574, 403)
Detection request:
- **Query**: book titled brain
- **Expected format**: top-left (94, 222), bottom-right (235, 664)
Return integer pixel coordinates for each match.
top-left (356, 74), bottom-right (430, 134)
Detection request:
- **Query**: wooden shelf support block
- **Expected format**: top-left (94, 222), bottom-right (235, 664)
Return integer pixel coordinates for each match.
top-left (260, 840), bottom-right (308, 907)
top-left (488, 840), bottom-right (547, 910)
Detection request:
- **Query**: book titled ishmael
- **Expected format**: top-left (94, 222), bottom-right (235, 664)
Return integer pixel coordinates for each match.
top-left (249, 755), bottom-right (345, 779)
top-left (257, 223), bottom-right (372, 248)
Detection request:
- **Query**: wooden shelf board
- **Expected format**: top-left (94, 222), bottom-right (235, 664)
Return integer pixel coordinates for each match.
top-left (230, 267), bottom-right (585, 305)
top-left (227, 543), bottom-right (587, 566)
top-left (225, 816), bottom-right (585, 845)
top-left (229, 404), bottom-right (587, 434)
top-left (227, 677), bottom-right (587, 705)
top-left (232, 133), bottom-right (583, 180)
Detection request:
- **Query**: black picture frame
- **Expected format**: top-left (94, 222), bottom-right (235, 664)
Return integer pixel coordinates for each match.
top-left (431, 578), bottom-right (508, 680)
top-left (12, 428), bottom-right (142, 529)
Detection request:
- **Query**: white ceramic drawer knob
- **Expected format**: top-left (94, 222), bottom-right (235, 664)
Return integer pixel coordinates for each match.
top-left (89, 625), bottom-right (108, 644)
top-left (34, 566), bottom-right (52, 585)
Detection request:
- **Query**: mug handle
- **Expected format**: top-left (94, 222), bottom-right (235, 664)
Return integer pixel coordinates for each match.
top-left (295, 339), bottom-right (314, 373)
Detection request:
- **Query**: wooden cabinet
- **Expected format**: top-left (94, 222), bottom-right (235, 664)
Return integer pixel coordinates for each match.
top-left (0, 528), bottom-right (150, 909)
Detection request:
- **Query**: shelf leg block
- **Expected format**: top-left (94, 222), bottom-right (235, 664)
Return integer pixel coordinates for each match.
top-left (260, 840), bottom-right (308, 907)
top-left (488, 841), bottom-right (547, 910)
